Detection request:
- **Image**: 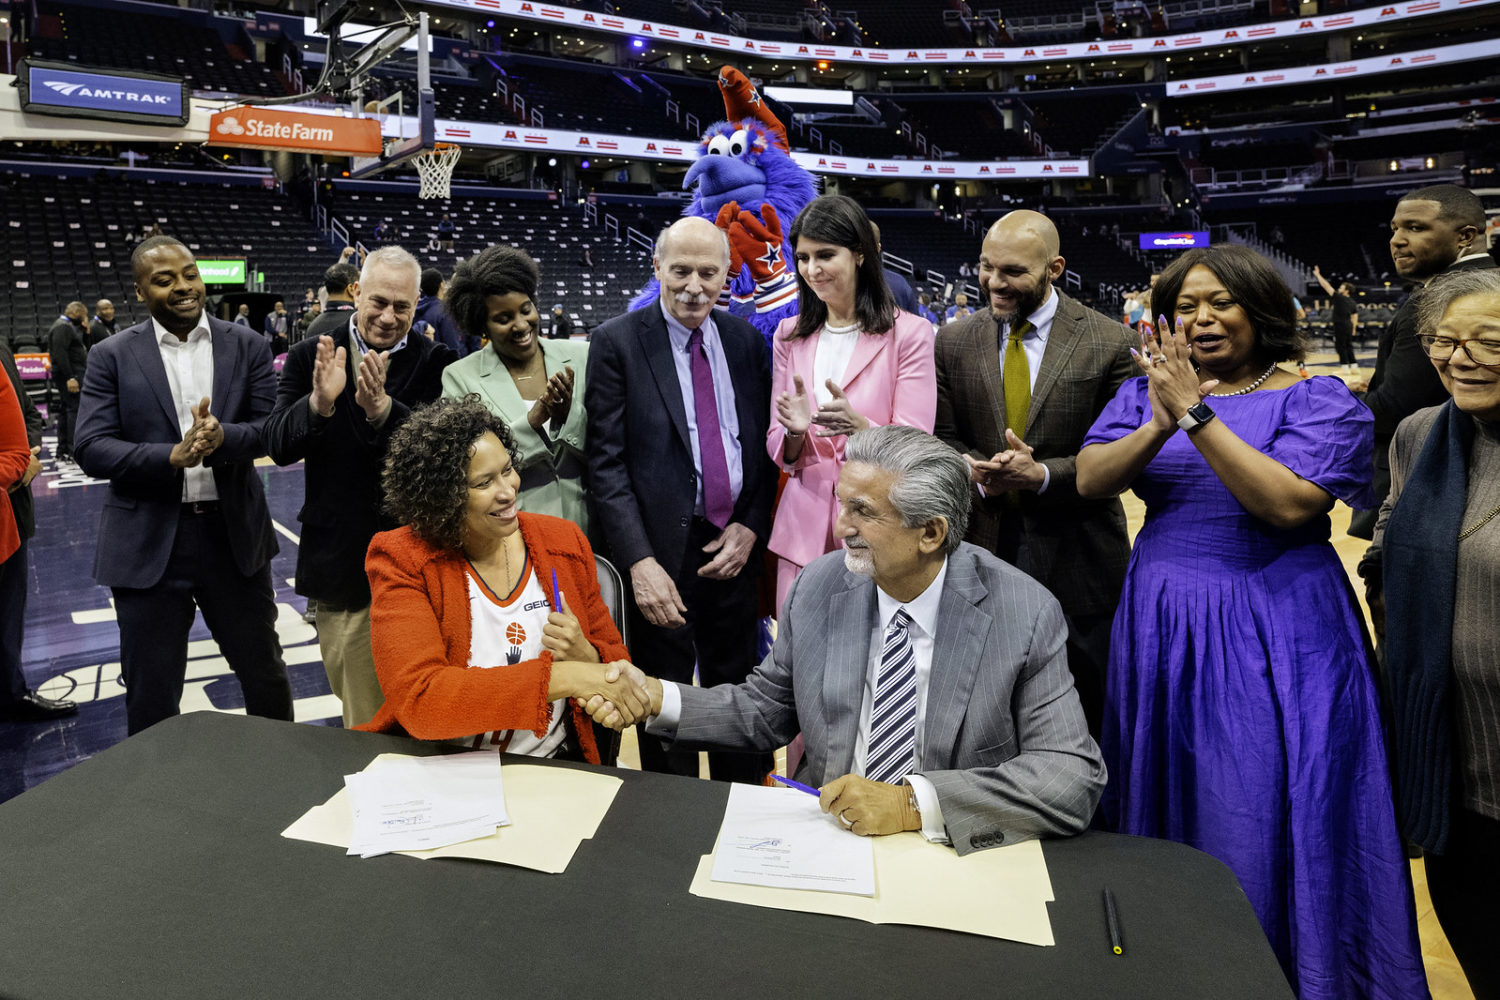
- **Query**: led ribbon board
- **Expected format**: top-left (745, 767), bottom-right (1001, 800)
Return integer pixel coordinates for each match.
top-left (17, 59), bottom-right (189, 126)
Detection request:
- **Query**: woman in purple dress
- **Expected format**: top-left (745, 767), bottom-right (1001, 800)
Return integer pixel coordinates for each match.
top-left (1076, 246), bottom-right (1426, 1000)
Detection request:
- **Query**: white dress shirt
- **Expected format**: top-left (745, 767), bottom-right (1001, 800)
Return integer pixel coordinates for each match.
top-left (150, 311), bottom-right (217, 502)
top-left (652, 559), bottom-right (952, 844)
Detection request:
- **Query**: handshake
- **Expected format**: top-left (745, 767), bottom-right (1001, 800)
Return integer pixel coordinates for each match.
top-left (568, 661), bottom-right (663, 730)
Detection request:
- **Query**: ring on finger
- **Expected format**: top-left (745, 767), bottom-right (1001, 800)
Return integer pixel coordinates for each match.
top-left (839, 810), bottom-right (854, 828)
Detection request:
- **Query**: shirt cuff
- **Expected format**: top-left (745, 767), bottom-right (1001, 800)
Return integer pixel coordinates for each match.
top-left (1036, 463), bottom-right (1051, 494)
top-left (644, 679), bottom-right (683, 737)
top-left (906, 774), bottom-right (949, 845)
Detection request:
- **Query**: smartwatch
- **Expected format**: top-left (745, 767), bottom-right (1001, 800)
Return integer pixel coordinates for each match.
top-left (1177, 401), bottom-right (1216, 433)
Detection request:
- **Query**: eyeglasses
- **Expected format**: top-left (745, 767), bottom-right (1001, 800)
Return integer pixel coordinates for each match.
top-left (1418, 334), bottom-right (1500, 368)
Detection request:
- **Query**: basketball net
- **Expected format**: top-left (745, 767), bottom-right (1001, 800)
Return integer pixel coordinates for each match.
top-left (415, 142), bottom-right (461, 199)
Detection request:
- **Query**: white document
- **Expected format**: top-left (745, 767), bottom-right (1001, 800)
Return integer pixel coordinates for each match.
top-left (343, 752), bottom-right (509, 857)
top-left (709, 783), bottom-right (875, 896)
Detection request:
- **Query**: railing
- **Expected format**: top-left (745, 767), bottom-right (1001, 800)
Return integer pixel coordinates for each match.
top-left (883, 251), bottom-right (915, 277)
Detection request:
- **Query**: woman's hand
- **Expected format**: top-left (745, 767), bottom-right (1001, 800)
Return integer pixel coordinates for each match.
top-left (811, 380), bottom-right (870, 438)
top-left (1136, 314), bottom-right (1218, 423)
top-left (776, 373), bottom-right (812, 437)
top-left (526, 366), bottom-right (575, 430)
top-left (542, 591), bottom-right (599, 663)
top-left (560, 660), bottom-right (653, 728)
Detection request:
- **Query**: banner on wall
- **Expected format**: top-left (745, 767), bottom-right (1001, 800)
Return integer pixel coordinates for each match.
top-left (17, 59), bottom-right (189, 126)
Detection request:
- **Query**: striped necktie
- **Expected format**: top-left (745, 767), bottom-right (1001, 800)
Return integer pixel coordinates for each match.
top-left (866, 609), bottom-right (917, 785)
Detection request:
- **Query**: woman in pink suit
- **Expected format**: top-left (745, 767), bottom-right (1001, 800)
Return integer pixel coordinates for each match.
top-left (766, 194), bottom-right (937, 611)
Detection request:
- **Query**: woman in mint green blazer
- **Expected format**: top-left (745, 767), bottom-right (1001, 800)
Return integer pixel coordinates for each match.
top-left (442, 246), bottom-right (592, 538)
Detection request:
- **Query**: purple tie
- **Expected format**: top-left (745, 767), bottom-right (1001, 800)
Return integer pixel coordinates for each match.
top-left (688, 327), bottom-right (734, 529)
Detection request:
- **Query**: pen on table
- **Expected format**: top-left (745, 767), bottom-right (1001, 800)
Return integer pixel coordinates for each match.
top-left (771, 774), bottom-right (820, 797)
top-left (1104, 887), bottom-right (1124, 956)
top-left (551, 569), bottom-right (561, 611)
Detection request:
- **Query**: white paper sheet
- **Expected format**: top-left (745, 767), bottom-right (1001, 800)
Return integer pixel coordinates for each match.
top-left (693, 831), bottom-right (1057, 945)
top-left (708, 783), bottom-right (875, 896)
top-left (343, 752), bottom-right (509, 857)
top-left (281, 756), bottom-right (622, 874)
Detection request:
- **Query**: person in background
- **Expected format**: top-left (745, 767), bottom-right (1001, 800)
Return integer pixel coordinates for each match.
top-left (0, 338), bottom-right (75, 722)
top-left (232, 304), bottom-right (252, 327)
top-left (414, 268), bottom-right (465, 356)
top-left (1312, 266), bottom-right (1358, 375)
top-left (944, 292), bottom-right (973, 324)
top-left (767, 194), bottom-right (936, 612)
top-left (358, 397), bottom-right (641, 761)
top-left (46, 301), bottom-right (88, 462)
top-left (443, 246), bottom-right (592, 538)
top-left (1373, 267), bottom-right (1500, 998)
top-left (88, 299), bottom-right (117, 349)
top-left (436, 213), bottom-right (455, 252)
top-left (867, 221), bottom-right (920, 315)
top-left (1075, 244), bottom-right (1426, 998)
top-left (549, 305), bottom-right (573, 341)
top-left (303, 261), bottom-right (360, 342)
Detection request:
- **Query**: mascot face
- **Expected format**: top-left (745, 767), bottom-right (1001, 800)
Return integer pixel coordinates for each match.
top-left (683, 120), bottom-right (778, 216)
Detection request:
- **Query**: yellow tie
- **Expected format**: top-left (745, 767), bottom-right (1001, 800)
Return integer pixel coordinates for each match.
top-left (1003, 319), bottom-right (1033, 439)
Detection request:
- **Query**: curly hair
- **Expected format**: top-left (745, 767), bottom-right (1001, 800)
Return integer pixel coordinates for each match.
top-left (1151, 245), bottom-right (1306, 364)
top-left (382, 396), bottom-right (517, 552)
top-left (445, 245), bottom-right (541, 343)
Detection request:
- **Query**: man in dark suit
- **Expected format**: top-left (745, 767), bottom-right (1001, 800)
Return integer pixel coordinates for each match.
top-left (88, 299), bottom-right (117, 349)
top-left (303, 261), bottom-right (360, 342)
top-left (0, 339), bottom-right (76, 722)
top-left (47, 301), bottom-right (88, 462)
top-left (592, 427), bottom-right (1105, 852)
top-left (1349, 184), bottom-right (1494, 538)
top-left (74, 237), bottom-right (293, 735)
top-left (933, 210), bottom-right (1134, 737)
top-left (585, 216), bottom-right (776, 783)
top-left (263, 245), bottom-right (455, 728)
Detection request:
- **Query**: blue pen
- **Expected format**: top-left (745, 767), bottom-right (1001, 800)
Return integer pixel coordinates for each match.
top-left (551, 568), bottom-right (562, 611)
top-left (771, 774), bottom-right (820, 797)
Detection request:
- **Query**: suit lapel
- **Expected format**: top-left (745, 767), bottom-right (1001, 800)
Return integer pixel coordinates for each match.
top-left (921, 555), bottom-right (990, 769)
top-left (639, 310), bottom-right (693, 455)
top-left (127, 325), bottom-right (180, 429)
top-left (838, 330), bottom-right (889, 391)
top-left (822, 578), bottom-right (876, 777)
top-left (964, 312), bottom-right (1009, 449)
top-left (209, 322), bottom-right (239, 417)
top-left (1027, 292), bottom-right (1082, 436)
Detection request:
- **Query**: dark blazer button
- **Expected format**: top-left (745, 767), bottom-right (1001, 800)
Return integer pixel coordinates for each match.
top-left (679, 517), bottom-right (689, 526)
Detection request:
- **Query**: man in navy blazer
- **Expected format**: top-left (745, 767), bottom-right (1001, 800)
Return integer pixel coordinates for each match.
top-left (586, 216), bottom-right (776, 783)
top-left (74, 237), bottom-right (292, 735)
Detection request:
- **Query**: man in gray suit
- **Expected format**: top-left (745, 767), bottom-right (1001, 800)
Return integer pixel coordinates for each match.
top-left (934, 211), bottom-right (1134, 738)
top-left (591, 426), bottom-right (1104, 853)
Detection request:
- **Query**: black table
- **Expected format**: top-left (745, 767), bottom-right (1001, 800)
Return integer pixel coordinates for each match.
top-left (0, 713), bottom-right (1291, 999)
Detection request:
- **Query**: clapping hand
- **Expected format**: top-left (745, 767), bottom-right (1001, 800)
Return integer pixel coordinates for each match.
top-left (964, 428), bottom-right (1045, 492)
top-left (354, 349), bottom-right (391, 422)
top-left (1132, 315), bottom-right (1218, 425)
top-left (169, 396), bottom-right (216, 469)
top-left (527, 366), bottom-right (575, 430)
top-left (775, 373), bottom-right (812, 437)
top-left (811, 380), bottom-right (869, 438)
top-left (310, 335), bottom-right (347, 417)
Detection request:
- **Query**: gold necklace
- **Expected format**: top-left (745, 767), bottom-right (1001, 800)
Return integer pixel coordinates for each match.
top-left (1459, 502), bottom-right (1500, 541)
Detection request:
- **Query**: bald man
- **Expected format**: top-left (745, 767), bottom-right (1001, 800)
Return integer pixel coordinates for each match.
top-left (586, 216), bottom-right (777, 784)
top-left (89, 299), bottom-right (117, 349)
top-left (933, 210), bottom-right (1134, 737)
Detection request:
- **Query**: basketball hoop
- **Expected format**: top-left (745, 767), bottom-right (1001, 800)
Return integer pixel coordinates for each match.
top-left (415, 142), bottom-right (461, 199)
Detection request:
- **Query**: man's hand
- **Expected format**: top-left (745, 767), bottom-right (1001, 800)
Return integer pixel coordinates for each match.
top-left (631, 557), bottom-right (688, 628)
top-left (188, 398), bottom-right (223, 458)
top-left (168, 396), bottom-right (213, 469)
top-left (819, 774), bottom-right (922, 837)
top-left (66, 378), bottom-right (79, 394)
top-left (541, 591), bottom-right (599, 663)
top-left (964, 429), bottom-right (1047, 493)
top-left (564, 660), bottom-right (654, 729)
top-left (698, 522), bottom-right (756, 580)
top-left (354, 349), bottom-right (391, 423)
top-left (1347, 376), bottom-right (1370, 393)
top-left (310, 336), bottom-right (346, 417)
top-left (13, 447), bottom-right (42, 491)
top-left (576, 661), bottom-right (664, 729)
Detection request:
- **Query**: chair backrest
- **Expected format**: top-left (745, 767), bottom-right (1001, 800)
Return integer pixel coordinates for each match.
top-left (593, 553), bottom-right (628, 649)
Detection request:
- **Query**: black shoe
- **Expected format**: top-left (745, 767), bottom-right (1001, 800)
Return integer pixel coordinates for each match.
top-left (1, 691), bottom-right (79, 722)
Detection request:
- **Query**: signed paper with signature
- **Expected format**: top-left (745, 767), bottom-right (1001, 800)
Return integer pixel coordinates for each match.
top-left (709, 783), bottom-right (875, 896)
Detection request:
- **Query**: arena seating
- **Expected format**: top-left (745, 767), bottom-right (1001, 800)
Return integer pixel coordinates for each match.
top-left (31, 3), bottom-right (287, 98)
top-left (1020, 93), bottom-right (1142, 157)
top-left (2, 171), bottom-right (327, 346)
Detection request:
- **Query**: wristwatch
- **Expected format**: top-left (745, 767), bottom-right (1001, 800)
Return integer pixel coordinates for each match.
top-left (1177, 401), bottom-right (1216, 433)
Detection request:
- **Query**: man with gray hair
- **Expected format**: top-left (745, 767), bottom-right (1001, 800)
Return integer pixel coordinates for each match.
top-left (264, 245), bottom-right (456, 727)
top-left (586, 215), bottom-right (777, 784)
top-left (591, 425), bottom-right (1104, 853)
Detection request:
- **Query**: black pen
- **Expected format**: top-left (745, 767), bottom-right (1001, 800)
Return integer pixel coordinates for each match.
top-left (1104, 887), bottom-right (1123, 956)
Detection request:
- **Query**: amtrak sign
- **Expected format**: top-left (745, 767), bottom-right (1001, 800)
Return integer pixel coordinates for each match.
top-left (17, 59), bottom-right (188, 126)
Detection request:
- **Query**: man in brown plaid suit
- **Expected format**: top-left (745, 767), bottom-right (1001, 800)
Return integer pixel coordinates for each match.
top-left (934, 211), bottom-right (1135, 738)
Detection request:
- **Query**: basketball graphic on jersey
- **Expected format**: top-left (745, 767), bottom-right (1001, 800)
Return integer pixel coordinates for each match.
top-left (506, 622), bottom-right (526, 645)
